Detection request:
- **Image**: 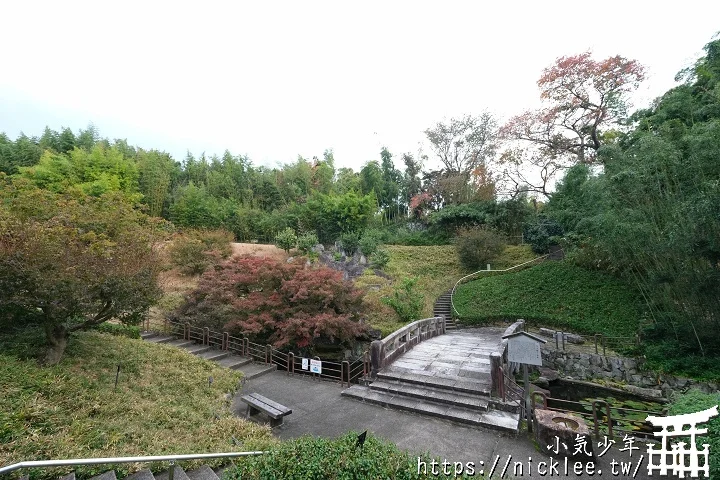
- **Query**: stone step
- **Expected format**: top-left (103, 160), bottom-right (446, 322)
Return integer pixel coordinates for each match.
top-left (238, 362), bottom-right (277, 380)
top-left (186, 465), bottom-right (220, 480)
top-left (342, 385), bottom-right (519, 433)
top-left (140, 332), bottom-right (157, 340)
top-left (165, 339), bottom-right (197, 348)
top-left (183, 344), bottom-right (212, 355)
top-left (377, 370), bottom-right (491, 396)
top-left (59, 473), bottom-right (76, 480)
top-left (197, 349), bottom-right (230, 362)
top-left (89, 472), bottom-right (117, 480)
top-left (369, 379), bottom-right (489, 411)
top-left (155, 466), bottom-right (190, 480)
top-left (216, 354), bottom-right (252, 370)
top-left (124, 469), bottom-right (156, 480)
top-left (145, 335), bottom-right (175, 344)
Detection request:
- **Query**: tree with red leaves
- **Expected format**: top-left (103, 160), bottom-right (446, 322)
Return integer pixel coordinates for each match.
top-left (173, 255), bottom-right (366, 351)
top-left (499, 52), bottom-right (645, 198)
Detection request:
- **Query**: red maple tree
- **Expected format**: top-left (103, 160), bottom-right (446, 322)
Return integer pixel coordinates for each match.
top-left (174, 255), bottom-right (366, 350)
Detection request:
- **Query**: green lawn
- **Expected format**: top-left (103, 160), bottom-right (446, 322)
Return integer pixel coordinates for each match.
top-left (0, 330), bottom-right (274, 480)
top-left (358, 244), bottom-right (536, 337)
top-left (453, 261), bottom-right (646, 337)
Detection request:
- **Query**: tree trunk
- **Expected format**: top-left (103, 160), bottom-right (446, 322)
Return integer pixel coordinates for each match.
top-left (43, 323), bottom-right (69, 366)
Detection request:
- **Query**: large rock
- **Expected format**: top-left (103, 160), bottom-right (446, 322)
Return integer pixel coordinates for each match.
top-left (534, 409), bottom-right (594, 460)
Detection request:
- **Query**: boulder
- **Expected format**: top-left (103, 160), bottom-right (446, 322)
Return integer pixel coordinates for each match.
top-left (539, 328), bottom-right (556, 338)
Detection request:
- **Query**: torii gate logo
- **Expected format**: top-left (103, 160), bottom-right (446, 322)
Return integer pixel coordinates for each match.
top-left (646, 405), bottom-right (718, 477)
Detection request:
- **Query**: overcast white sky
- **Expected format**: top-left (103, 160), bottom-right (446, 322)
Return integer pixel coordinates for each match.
top-left (1, 1), bottom-right (718, 172)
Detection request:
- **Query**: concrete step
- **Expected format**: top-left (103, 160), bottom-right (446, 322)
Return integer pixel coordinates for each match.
top-left (89, 472), bottom-right (117, 480)
top-left (216, 354), bottom-right (252, 370)
top-left (369, 379), bottom-right (489, 411)
top-left (183, 344), bottom-right (212, 355)
top-left (140, 332), bottom-right (157, 340)
top-left (342, 385), bottom-right (519, 433)
top-left (238, 362), bottom-right (277, 380)
top-left (59, 473), bottom-right (76, 480)
top-left (155, 466), bottom-right (190, 480)
top-left (165, 338), bottom-right (196, 348)
top-left (186, 465), bottom-right (220, 480)
top-left (377, 370), bottom-right (491, 396)
top-left (145, 335), bottom-right (175, 344)
top-left (197, 349), bottom-right (230, 362)
top-left (124, 469), bottom-right (156, 480)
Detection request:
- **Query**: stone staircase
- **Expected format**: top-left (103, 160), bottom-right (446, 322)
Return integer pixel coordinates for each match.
top-left (432, 290), bottom-right (456, 330)
top-left (342, 368), bottom-right (519, 433)
top-left (21, 463), bottom-right (228, 480)
top-left (141, 332), bottom-right (276, 380)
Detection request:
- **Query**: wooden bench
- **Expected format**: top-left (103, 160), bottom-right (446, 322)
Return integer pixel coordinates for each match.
top-left (240, 393), bottom-right (292, 427)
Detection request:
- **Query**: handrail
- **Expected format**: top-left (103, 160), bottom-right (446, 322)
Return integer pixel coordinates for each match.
top-left (0, 451), bottom-right (266, 475)
top-left (450, 253), bottom-right (551, 317)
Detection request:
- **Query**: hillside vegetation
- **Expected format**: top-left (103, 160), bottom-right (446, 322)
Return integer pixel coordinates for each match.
top-left (453, 261), bottom-right (645, 337)
top-left (359, 244), bottom-right (535, 337)
top-left (0, 330), bottom-right (273, 480)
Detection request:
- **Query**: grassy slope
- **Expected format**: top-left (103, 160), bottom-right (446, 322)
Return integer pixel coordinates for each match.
top-left (359, 244), bottom-right (535, 337)
top-left (0, 331), bottom-right (274, 480)
top-left (453, 261), bottom-right (645, 336)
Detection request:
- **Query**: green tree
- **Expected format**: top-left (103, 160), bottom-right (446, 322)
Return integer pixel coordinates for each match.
top-left (0, 183), bottom-right (163, 365)
top-left (274, 227), bottom-right (298, 253)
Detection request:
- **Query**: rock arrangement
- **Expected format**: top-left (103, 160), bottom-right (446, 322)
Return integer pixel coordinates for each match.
top-left (541, 349), bottom-right (719, 397)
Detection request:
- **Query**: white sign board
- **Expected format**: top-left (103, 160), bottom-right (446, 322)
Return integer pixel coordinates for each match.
top-left (310, 359), bottom-right (322, 374)
top-left (507, 335), bottom-right (543, 366)
top-left (301, 358), bottom-right (309, 370)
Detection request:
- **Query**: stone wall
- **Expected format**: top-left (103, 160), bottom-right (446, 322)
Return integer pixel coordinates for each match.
top-left (541, 349), bottom-right (719, 397)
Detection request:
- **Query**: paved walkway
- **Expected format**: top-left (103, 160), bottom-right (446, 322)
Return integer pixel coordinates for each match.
top-left (232, 327), bottom-right (658, 479)
top-left (383, 328), bottom-right (502, 381)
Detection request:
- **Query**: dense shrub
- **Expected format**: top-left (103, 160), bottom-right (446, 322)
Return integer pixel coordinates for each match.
top-left (358, 229), bottom-right (384, 256)
top-left (454, 227), bottom-right (506, 271)
top-left (296, 231), bottom-right (319, 254)
top-left (668, 390), bottom-right (720, 478)
top-left (225, 432), bottom-right (472, 479)
top-left (169, 229), bottom-right (233, 275)
top-left (93, 323), bottom-right (141, 339)
top-left (174, 256), bottom-right (366, 350)
top-left (381, 277), bottom-right (424, 323)
top-left (339, 231), bottom-right (361, 256)
top-left (274, 227), bottom-right (297, 253)
top-left (370, 248), bottom-right (390, 268)
top-left (523, 216), bottom-right (564, 254)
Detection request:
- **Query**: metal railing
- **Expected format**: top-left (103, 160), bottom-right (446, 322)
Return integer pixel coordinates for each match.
top-left (153, 319), bottom-right (368, 388)
top-left (450, 254), bottom-right (551, 317)
top-left (0, 451), bottom-right (266, 477)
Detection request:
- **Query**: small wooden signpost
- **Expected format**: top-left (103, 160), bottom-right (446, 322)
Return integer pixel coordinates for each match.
top-left (501, 330), bottom-right (547, 431)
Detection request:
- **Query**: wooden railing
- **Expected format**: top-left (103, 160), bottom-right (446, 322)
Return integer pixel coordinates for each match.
top-left (153, 319), bottom-right (368, 387)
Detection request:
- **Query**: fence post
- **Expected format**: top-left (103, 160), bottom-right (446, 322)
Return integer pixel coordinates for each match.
top-left (594, 334), bottom-right (600, 355)
top-left (164, 318), bottom-right (169, 335)
top-left (490, 352), bottom-right (502, 398)
top-left (288, 352), bottom-right (294, 376)
top-left (184, 323), bottom-right (190, 341)
top-left (342, 360), bottom-right (350, 387)
top-left (602, 335), bottom-right (606, 356)
top-left (243, 337), bottom-right (249, 358)
top-left (266, 345), bottom-right (272, 365)
top-left (204, 327), bottom-right (210, 346)
top-left (222, 332), bottom-right (229, 351)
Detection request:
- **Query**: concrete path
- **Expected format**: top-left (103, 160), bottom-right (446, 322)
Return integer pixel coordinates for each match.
top-left (235, 370), bottom-right (655, 479)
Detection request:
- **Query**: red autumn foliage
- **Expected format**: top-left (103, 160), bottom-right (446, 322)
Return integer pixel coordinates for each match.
top-left (173, 255), bottom-right (366, 349)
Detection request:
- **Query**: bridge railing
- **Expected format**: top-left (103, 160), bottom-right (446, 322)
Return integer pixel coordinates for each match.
top-left (368, 316), bottom-right (445, 377)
